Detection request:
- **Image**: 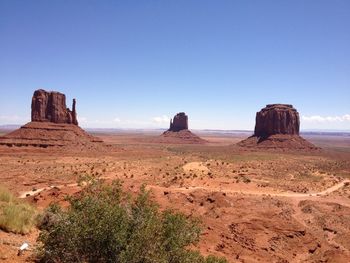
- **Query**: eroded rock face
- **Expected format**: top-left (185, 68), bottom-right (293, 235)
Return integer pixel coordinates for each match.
top-left (0, 89), bottom-right (110, 150)
top-left (254, 104), bottom-right (299, 137)
top-left (160, 112), bottom-right (206, 144)
top-left (31, 89), bottom-right (78, 125)
top-left (169, 112), bottom-right (188, 132)
top-left (238, 104), bottom-right (318, 150)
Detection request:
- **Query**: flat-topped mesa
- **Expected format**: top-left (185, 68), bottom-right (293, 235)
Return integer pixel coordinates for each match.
top-left (169, 112), bottom-right (188, 132)
top-left (238, 103), bottom-right (319, 150)
top-left (31, 89), bottom-right (78, 125)
top-left (254, 104), bottom-right (299, 138)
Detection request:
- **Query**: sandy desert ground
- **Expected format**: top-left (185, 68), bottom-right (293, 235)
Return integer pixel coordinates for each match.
top-left (1, 130), bottom-right (350, 262)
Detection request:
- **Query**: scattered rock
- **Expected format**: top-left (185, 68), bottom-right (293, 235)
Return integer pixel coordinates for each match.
top-left (17, 243), bottom-right (29, 256)
top-left (186, 195), bottom-right (194, 203)
top-left (206, 197), bottom-right (215, 203)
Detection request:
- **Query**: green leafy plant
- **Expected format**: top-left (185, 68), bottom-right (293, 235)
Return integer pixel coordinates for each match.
top-left (37, 179), bottom-right (227, 263)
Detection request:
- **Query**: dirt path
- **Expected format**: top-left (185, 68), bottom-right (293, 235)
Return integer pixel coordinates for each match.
top-left (19, 179), bottom-right (350, 199)
top-left (148, 179), bottom-right (350, 198)
top-left (18, 183), bottom-right (78, 198)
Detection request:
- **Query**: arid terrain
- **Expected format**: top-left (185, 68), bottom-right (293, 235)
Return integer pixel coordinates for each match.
top-left (1, 130), bottom-right (350, 262)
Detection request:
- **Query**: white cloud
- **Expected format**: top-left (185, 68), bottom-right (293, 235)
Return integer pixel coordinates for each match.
top-left (302, 114), bottom-right (350, 123)
top-left (152, 115), bottom-right (170, 124)
top-left (0, 115), bottom-right (29, 124)
top-left (113, 117), bottom-right (121, 123)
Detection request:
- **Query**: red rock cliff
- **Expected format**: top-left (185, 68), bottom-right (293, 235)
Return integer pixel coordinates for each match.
top-left (169, 112), bottom-right (188, 132)
top-left (31, 89), bottom-right (78, 125)
top-left (254, 104), bottom-right (299, 137)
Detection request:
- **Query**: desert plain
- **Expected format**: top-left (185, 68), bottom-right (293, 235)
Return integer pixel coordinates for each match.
top-left (0, 129), bottom-right (350, 263)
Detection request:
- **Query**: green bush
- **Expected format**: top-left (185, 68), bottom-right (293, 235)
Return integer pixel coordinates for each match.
top-left (0, 185), bottom-right (37, 234)
top-left (37, 179), bottom-right (227, 263)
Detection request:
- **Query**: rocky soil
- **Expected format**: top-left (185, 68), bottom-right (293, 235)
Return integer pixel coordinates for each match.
top-left (0, 132), bottom-right (350, 262)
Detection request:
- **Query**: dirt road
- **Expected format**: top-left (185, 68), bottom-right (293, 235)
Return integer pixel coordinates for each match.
top-left (148, 179), bottom-right (350, 198)
top-left (19, 179), bottom-right (350, 199)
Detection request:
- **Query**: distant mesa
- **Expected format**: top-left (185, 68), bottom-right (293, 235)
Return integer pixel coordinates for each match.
top-left (238, 104), bottom-right (319, 150)
top-left (159, 112), bottom-right (206, 144)
top-left (169, 112), bottom-right (188, 132)
top-left (0, 89), bottom-right (106, 150)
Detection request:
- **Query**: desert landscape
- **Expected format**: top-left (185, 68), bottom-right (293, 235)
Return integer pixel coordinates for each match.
top-left (1, 2), bottom-right (349, 262)
top-left (0, 90), bottom-right (350, 263)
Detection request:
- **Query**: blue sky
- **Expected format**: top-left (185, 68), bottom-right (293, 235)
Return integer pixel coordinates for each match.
top-left (0, 0), bottom-right (349, 130)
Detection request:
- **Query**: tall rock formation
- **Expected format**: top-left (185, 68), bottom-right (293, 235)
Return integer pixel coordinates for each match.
top-left (31, 89), bottom-right (78, 125)
top-left (0, 89), bottom-right (108, 150)
top-left (238, 104), bottom-right (318, 150)
top-left (169, 112), bottom-right (188, 132)
top-left (254, 104), bottom-right (300, 138)
top-left (159, 112), bottom-right (206, 144)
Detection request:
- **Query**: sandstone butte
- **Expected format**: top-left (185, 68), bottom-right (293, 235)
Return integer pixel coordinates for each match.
top-left (160, 112), bottom-right (207, 144)
top-left (0, 89), bottom-right (106, 150)
top-left (238, 104), bottom-right (319, 150)
top-left (31, 89), bottom-right (78, 125)
top-left (169, 112), bottom-right (188, 132)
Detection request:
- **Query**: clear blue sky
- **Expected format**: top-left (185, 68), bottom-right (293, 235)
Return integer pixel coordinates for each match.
top-left (0, 0), bottom-right (349, 130)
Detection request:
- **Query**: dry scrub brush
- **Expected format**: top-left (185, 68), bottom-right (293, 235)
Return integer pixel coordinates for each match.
top-left (0, 185), bottom-right (37, 234)
top-left (37, 179), bottom-right (227, 263)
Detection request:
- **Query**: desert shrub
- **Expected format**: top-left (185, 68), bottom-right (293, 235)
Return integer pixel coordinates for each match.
top-left (0, 185), bottom-right (37, 234)
top-left (37, 179), bottom-right (227, 263)
top-left (0, 186), bottom-right (14, 203)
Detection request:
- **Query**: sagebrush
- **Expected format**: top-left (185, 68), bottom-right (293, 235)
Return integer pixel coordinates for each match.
top-left (37, 179), bottom-right (227, 263)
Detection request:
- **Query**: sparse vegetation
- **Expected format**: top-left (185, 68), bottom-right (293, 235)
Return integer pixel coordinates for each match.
top-left (0, 186), bottom-right (14, 203)
top-left (37, 179), bottom-right (227, 263)
top-left (241, 176), bottom-right (251, 184)
top-left (0, 185), bottom-right (37, 234)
